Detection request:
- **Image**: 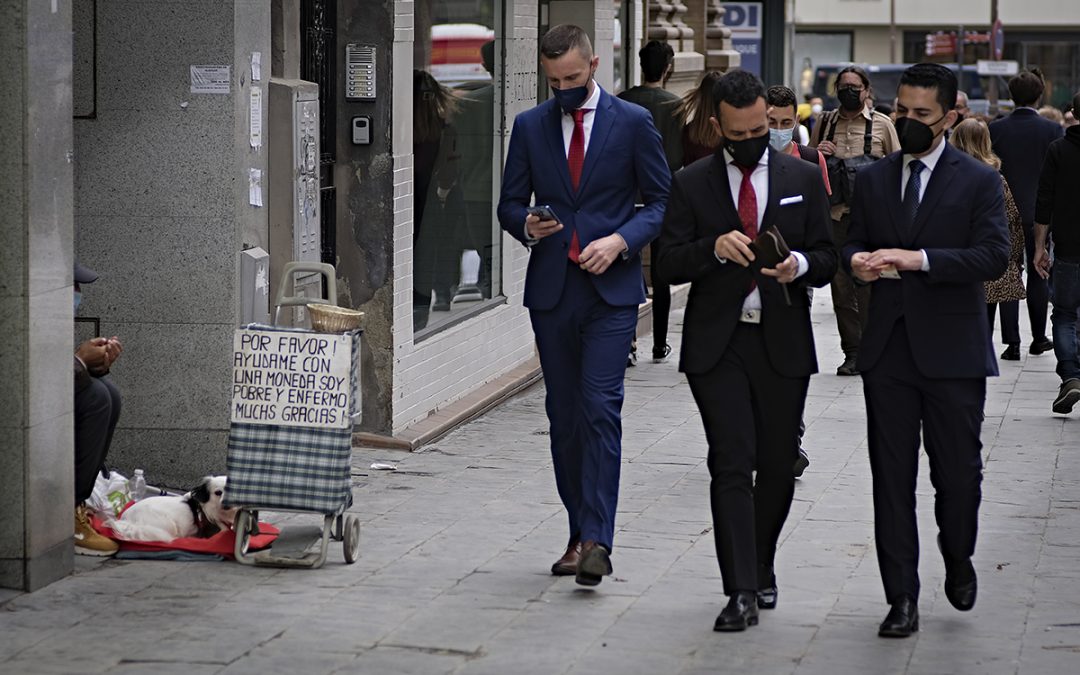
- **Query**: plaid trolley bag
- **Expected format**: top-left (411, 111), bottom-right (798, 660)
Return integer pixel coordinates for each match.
top-left (225, 324), bottom-right (362, 567)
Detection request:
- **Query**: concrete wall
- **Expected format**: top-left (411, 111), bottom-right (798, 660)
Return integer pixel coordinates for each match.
top-left (73, 1), bottom-right (270, 487)
top-left (0, 0), bottom-right (76, 591)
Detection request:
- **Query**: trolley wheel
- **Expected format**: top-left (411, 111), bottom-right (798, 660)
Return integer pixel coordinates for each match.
top-left (235, 509), bottom-right (253, 557)
top-left (343, 515), bottom-right (360, 564)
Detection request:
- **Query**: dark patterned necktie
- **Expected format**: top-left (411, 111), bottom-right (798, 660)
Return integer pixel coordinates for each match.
top-left (737, 164), bottom-right (758, 292)
top-left (902, 159), bottom-right (925, 231)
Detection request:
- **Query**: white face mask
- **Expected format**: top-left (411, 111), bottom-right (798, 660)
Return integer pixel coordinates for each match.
top-left (811, 103), bottom-right (823, 115)
top-left (769, 127), bottom-right (795, 152)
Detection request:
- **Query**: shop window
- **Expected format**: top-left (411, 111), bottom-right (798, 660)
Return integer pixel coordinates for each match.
top-left (413, 0), bottom-right (502, 334)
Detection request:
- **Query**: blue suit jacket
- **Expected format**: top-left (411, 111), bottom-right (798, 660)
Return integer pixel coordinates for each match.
top-left (497, 89), bottom-right (671, 310)
top-left (843, 144), bottom-right (1010, 379)
top-left (989, 108), bottom-right (1064, 224)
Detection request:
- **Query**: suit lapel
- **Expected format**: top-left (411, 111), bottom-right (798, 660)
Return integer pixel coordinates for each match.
top-left (762, 148), bottom-right (781, 228)
top-left (883, 153), bottom-right (905, 241)
top-left (543, 102), bottom-right (574, 198)
top-left (911, 144), bottom-right (960, 241)
top-left (575, 90), bottom-right (615, 200)
top-left (706, 152), bottom-right (739, 231)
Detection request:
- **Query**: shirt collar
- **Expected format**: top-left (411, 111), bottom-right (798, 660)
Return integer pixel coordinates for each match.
top-left (904, 135), bottom-right (948, 173)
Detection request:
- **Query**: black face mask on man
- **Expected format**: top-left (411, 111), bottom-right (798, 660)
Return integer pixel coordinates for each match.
top-left (725, 132), bottom-right (771, 168)
top-left (837, 87), bottom-right (864, 112)
top-left (894, 114), bottom-right (947, 155)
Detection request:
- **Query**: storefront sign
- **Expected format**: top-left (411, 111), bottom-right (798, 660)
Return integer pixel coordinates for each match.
top-left (230, 329), bottom-right (353, 429)
top-left (723, 2), bottom-right (763, 77)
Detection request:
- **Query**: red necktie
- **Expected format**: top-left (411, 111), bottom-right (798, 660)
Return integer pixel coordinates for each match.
top-left (737, 164), bottom-right (758, 292)
top-left (567, 109), bottom-right (587, 263)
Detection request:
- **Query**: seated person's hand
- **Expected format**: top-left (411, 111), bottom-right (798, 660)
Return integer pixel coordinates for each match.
top-left (76, 337), bottom-right (111, 375)
top-left (104, 336), bottom-right (123, 366)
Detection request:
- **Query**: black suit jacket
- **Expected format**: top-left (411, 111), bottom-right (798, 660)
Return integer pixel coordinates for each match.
top-left (990, 108), bottom-right (1064, 224)
top-left (655, 148), bottom-right (836, 377)
top-left (843, 144), bottom-right (1010, 379)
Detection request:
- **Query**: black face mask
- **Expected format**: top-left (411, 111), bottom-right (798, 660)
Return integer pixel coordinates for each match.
top-left (837, 87), bottom-right (864, 112)
top-left (895, 114), bottom-right (947, 155)
top-left (725, 132), bottom-right (770, 168)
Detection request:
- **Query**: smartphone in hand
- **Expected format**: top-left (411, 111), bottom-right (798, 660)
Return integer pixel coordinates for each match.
top-left (527, 205), bottom-right (561, 223)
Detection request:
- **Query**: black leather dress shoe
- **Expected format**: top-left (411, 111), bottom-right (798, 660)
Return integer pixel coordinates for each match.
top-left (757, 564), bottom-right (777, 609)
top-left (1030, 336), bottom-right (1054, 355)
top-left (714, 591), bottom-right (759, 632)
top-left (836, 354), bottom-right (859, 376)
top-left (1000, 344), bottom-right (1021, 361)
top-left (575, 541), bottom-right (612, 587)
top-left (878, 596), bottom-right (919, 638)
top-left (939, 535), bottom-right (977, 611)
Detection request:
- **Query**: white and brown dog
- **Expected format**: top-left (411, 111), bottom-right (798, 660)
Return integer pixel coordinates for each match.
top-left (111, 476), bottom-right (236, 541)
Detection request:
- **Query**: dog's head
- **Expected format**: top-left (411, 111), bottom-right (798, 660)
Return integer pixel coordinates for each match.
top-left (187, 476), bottom-right (237, 534)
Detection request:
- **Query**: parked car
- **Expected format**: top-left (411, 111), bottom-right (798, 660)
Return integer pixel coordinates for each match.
top-left (430, 23), bottom-right (495, 88)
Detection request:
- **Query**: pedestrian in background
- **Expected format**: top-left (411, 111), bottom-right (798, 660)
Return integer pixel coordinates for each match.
top-left (990, 68), bottom-right (1064, 358)
top-left (950, 119), bottom-right (1027, 358)
top-left (675, 71), bottom-right (724, 166)
top-left (497, 24), bottom-right (670, 587)
top-left (810, 65), bottom-right (899, 377)
top-left (618, 40), bottom-right (682, 364)
top-left (656, 69), bottom-right (835, 632)
top-left (1034, 90), bottom-right (1080, 415)
top-left (846, 63), bottom-right (1009, 638)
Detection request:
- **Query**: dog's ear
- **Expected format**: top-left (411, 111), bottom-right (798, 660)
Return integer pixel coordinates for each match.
top-left (189, 478), bottom-right (212, 504)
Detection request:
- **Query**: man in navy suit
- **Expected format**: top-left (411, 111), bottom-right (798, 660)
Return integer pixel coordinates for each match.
top-left (846, 64), bottom-right (1009, 638)
top-left (656, 70), bottom-right (835, 632)
top-left (497, 24), bottom-right (670, 586)
top-left (990, 70), bottom-right (1064, 359)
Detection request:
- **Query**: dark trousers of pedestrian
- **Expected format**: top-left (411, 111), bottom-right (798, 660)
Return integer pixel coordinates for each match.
top-left (1051, 257), bottom-right (1080, 382)
top-left (649, 239), bottom-right (671, 354)
top-left (997, 221), bottom-right (1049, 341)
top-left (75, 376), bottom-right (121, 505)
top-left (529, 265), bottom-right (637, 550)
top-left (831, 215), bottom-right (871, 356)
top-left (686, 323), bottom-right (806, 595)
top-left (862, 323), bottom-right (984, 603)
top-left (987, 301), bottom-right (1021, 346)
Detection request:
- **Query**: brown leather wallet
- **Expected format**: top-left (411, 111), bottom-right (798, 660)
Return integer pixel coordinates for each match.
top-left (749, 226), bottom-right (791, 269)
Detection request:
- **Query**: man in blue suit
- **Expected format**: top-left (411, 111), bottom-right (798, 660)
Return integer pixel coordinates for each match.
top-left (497, 24), bottom-right (670, 586)
top-left (845, 64), bottom-right (1009, 638)
top-left (990, 69), bottom-right (1064, 359)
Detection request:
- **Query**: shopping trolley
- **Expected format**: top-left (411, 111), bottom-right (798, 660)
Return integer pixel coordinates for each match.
top-left (225, 262), bottom-right (362, 567)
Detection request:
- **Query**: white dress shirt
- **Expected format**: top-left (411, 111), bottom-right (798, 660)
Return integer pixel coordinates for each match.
top-left (900, 136), bottom-right (948, 271)
top-left (718, 147), bottom-right (809, 312)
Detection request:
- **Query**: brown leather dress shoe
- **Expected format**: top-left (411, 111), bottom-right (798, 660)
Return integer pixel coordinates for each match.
top-left (551, 541), bottom-right (581, 576)
top-left (575, 541), bottom-right (613, 586)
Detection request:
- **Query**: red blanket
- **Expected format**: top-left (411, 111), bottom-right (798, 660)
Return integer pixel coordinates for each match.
top-left (92, 513), bottom-right (279, 559)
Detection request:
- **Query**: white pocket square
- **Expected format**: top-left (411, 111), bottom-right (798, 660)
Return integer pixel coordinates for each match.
top-left (779, 195), bottom-right (804, 206)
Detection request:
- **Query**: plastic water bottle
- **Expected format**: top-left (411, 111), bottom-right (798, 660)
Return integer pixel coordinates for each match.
top-left (129, 469), bottom-right (147, 503)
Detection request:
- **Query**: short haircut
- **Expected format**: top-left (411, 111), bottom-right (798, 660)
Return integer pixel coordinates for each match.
top-left (835, 65), bottom-right (872, 93)
top-left (898, 63), bottom-right (958, 113)
top-left (540, 24), bottom-right (592, 60)
top-left (480, 40), bottom-right (495, 74)
top-left (1009, 69), bottom-right (1045, 107)
top-left (639, 41), bottom-right (674, 83)
top-left (766, 85), bottom-right (798, 115)
top-left (712, 69), bottom-right (766, 117)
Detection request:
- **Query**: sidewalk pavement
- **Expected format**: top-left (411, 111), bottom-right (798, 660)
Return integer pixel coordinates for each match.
top-left (2, 291), bottom-right (1079, 674)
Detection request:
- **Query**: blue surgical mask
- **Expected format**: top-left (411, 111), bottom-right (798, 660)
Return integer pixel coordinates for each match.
top-left (769, 127), bottom-right (795, 152)
top-left (551, 72), bottom-right (595, 114)
top-left (74, 290), bottom-right (82, 313)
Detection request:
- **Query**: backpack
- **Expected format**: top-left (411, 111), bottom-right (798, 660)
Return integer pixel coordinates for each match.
top-left (823, 111), bottom-right (881, 206)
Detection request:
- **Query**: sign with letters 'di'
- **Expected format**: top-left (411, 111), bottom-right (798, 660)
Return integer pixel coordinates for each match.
top-left (723, 2), bottom-right (763, 77)
top-left (231, 329), bottom-right (352, 429)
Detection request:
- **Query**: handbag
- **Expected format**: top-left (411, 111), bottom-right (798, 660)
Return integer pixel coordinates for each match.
top-left (824, 112), bottom-right (879, 206)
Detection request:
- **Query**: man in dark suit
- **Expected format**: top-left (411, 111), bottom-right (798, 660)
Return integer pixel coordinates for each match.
top-left (990, 69), bottom-right (1064, 359)
top-left (655, 69), bottom-right (836, 632)
top-left (497, 25), bottom-right (670, 587)
top-left (845, 63), bottom-right (1009, 638)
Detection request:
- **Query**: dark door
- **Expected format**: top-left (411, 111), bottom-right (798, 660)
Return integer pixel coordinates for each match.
top-left (301, 0), bottom-right (337, 264)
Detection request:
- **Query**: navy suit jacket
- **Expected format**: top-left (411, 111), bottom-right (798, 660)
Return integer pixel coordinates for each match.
top-left (497, 89), bottom-right (670, 310)
top-left (655, 149), bottom-right (837, 377)
top-left (843, 144), bottom-right (1010, 379)
top-left (990, 108), bottom-right (1064, 224)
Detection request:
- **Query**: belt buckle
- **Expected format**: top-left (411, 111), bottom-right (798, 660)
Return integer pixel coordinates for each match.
top-left (740, 309), bottom-right (761, 324)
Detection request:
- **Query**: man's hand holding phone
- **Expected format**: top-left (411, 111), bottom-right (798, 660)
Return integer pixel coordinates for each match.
top-left (526, 205), bottom-right (563, 240)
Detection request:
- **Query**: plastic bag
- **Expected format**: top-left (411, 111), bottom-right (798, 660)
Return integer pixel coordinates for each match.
top-left (87, 470), bottom-right (131, 519)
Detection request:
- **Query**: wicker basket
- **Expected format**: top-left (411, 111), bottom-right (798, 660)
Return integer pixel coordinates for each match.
top-left (306, 303), bottom-right (364, 333)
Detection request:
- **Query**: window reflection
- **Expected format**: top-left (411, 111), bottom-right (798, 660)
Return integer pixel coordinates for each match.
top-left (414, 1), bottom-right (499, 333)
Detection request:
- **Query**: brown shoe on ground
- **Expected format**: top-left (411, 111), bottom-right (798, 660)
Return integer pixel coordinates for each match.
top-left (74, 504), bottom-right (118, 557)
top-left (551, 541), bottom-right (581, 576)
top-left (575, 541), bottom-right (612, 587)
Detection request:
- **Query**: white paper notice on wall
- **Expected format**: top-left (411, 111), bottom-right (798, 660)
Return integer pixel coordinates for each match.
top-left (249, 168), bottom-right (263, 207)
top-left (251, 52), bottom-right (262, 82)
top-left (231, 329), bottom-right (353, 429)
top-left (249, 87), bottom-right (263, 148)
top-left (190, 65), bottom-right (231, 94)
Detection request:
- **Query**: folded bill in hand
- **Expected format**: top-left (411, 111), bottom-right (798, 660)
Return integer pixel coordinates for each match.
top-left (749, 226), bottom-right (791, 270)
